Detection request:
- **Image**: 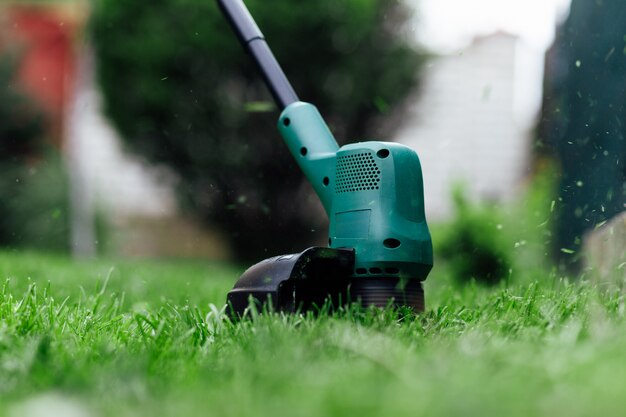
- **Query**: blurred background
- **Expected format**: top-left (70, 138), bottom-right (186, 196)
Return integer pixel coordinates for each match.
top-left (1, 0), bottom-right (625, 283)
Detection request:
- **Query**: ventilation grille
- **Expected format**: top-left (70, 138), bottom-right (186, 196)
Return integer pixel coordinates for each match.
top-left (335, 152), bottom-right (380, 193)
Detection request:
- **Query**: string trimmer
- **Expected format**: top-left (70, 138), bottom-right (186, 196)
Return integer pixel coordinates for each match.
top-left (219, 0), bottom-right (433, 315)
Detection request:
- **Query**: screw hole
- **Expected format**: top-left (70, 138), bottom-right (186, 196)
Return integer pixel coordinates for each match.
top-left (369, 267), bottom-right (382, 274)
top-left (323, 177), bottom-right (329, 186)
top-left (283, 118), bottom-right (290, 126)
top-left (376, 149), bottom-right (390, 158)
top-left (385, 267), bottom-right (400, 274)
top-left (383, 238), bottom-right (401, 249)
top-left (300, 147), bottom-right (308, 156)
top-left (355, 268), bottom-right (367, 275)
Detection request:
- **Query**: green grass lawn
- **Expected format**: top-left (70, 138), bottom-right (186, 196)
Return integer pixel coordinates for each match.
top-left (1, 250), bottom-right (625, 417)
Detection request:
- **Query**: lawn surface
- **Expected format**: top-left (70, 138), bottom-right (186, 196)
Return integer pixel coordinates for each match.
top-left (1, 250), bottom-right (625, 417)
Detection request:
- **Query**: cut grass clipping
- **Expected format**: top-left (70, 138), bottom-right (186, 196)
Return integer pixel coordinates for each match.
top-left (0, 251), bottom-right (625, 417)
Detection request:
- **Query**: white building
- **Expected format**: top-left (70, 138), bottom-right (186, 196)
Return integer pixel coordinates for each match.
top-left (393, 33), bottom-right (541, 220)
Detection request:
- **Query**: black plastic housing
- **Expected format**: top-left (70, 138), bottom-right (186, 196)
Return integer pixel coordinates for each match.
top-left (227, 247), bottom-right (354, 315)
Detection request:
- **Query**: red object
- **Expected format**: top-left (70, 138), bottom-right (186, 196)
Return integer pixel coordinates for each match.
top-left (2, 4), bottom-right (82, 146)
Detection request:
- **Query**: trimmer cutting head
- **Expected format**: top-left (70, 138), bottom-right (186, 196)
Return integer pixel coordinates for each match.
top-left (227, 247), bottom-right (424, 316)
top-left (218, 0), bottom-right (433, 316)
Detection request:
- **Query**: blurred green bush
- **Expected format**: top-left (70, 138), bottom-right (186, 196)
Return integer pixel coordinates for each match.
top-left (0, 56), bottom-right (71, 252)
top-left (90, 0), bottom-right (425, 261)
top-left (438, 186), bottom-right (512, 286)
top-left (436, 166), bottom-right (557, 286)
top-left (0, 155), bottom-right (71, 251)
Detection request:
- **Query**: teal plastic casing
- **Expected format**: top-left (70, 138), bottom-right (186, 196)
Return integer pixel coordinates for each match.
top-left (278, 102), bottom-right (433, 281)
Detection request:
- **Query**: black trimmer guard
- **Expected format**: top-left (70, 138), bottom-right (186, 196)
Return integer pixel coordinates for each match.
top-left (227, 247), bottom-right (424, 317)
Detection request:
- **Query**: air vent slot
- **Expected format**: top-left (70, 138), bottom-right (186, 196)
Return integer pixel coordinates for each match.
top-left (335, 152), bottom-right (381, 193)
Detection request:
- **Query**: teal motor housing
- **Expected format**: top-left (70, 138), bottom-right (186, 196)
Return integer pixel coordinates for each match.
top-left (219, 0), bottom-right (432, 314)
top-left (278, 102), bottom-right (433, 281)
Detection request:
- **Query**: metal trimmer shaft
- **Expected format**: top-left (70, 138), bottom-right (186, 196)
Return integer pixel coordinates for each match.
top-left (217, 0), bottom-right (298, 109)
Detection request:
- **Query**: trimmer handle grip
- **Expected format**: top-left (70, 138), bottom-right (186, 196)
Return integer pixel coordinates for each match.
top-left (217, 0), bottom-right (299, 109)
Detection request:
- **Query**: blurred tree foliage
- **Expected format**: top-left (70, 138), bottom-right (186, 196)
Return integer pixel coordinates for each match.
top-left (539, 0), bottom-right (626, 269)
top-left (0, 57), bottom-right (43, 161)
top-left (0, 56), bottom-right (70, 251)
top-left (90, 0), bottom-right (424, 260)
